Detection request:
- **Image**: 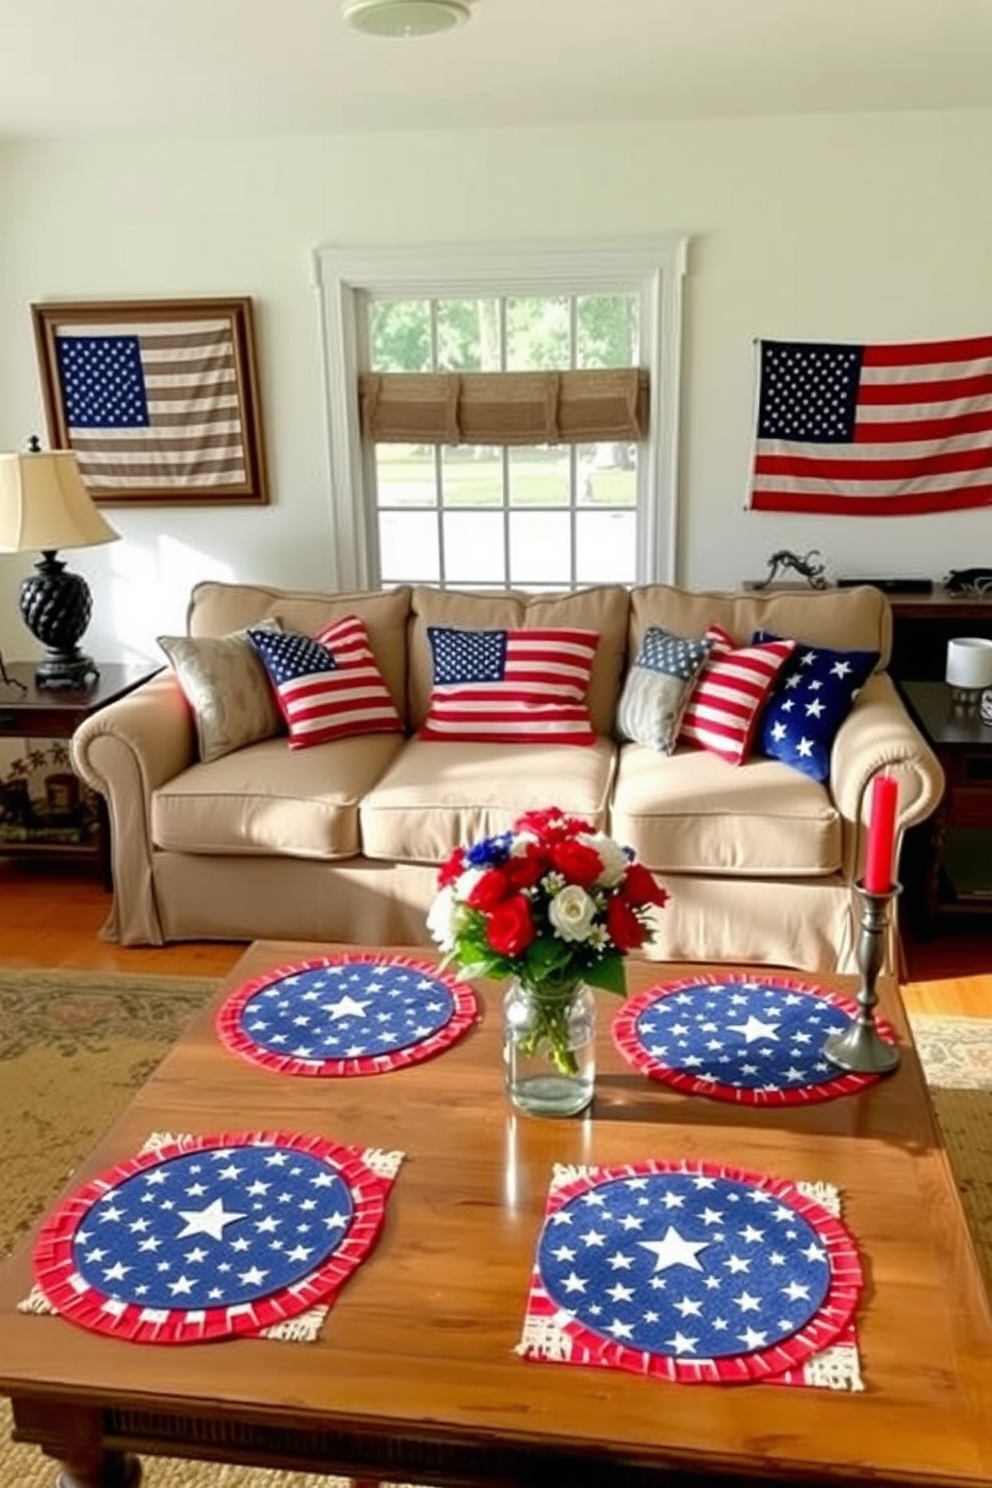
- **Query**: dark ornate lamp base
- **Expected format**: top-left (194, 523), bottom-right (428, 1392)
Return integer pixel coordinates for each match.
top-left (35, 650), bottom-right (100, 689)
top-left (20, 550), bottom-right (100, 690)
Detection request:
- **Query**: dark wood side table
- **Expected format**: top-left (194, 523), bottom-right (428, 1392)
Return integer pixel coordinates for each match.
top-left (0, 660), bottom-right (161, 888)
top-left (898, 678), bottom-right (992, 931)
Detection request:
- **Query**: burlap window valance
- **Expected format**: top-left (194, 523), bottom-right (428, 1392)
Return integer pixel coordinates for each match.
top-left (358, 368), bottom-right (648, 446)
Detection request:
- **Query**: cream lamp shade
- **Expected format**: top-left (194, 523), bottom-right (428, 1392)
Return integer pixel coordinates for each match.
top-left (0, 449), bottom-right (119, 553)
top-left (945, 636), bottom-right (992, 712)
top-left (0, 445), bottom-right (119, 689)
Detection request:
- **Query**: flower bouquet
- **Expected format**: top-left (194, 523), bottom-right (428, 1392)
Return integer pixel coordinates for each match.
top-left (427, 806), bottom-right (668, 1108)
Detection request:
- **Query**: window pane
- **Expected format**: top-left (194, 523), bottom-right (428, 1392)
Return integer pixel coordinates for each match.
top-left (576, 510), bottom-right (637, 584)
top-left (443, 510), bottom-right (505, 585)
top-left (375, 446), bottom-right (437, 509)
top-left (508, 447), bottom-right (569, 507)
top-left (441, 448), bottom-right (503, 507)
top-left (576, 294), bottom-right (639, 368)
top-left (578, 443), bottom-right (638, 507)
top-left (505, 296), bottom-right (570, 370)
top-left (436, 298), bottom-right (501, 371)
top-left (379, 510), bottom-right (440, 583)
top-left (508, 511), bottom-right (572, 586)
top-left (370, 300), bottom-right (432, 372)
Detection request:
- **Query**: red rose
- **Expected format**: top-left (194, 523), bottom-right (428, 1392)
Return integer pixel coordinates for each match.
top-left (513, 807), bottom-right (593, 843)
top-left (466, 867), bottom-right (511, 910)
top-left (622, 862), bottom-right (669, 909)
top-left (486, 895), bottom-right (535, 957)
top-left (551, 838), bottom-right (603, 887)
top-left (438, 848), bottom-right (465, 888)
top-left (607, 895), bottom-right (646, 953)
top-left (504, 849), bottom-right (545, 890)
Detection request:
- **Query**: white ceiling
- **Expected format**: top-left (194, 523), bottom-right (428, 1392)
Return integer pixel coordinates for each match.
top-left (3, 0), bottom-right (992, 140)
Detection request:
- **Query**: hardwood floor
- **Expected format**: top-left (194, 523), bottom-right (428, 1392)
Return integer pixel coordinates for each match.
top-left (2, 857), bottom-right (990, 1017)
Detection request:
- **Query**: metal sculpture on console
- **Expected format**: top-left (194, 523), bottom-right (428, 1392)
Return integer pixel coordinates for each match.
top-left (752, 548), bottom-right (828, 591)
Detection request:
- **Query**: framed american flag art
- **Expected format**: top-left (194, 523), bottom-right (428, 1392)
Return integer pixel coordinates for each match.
top-left (31, 296), bottom-right (269, 506)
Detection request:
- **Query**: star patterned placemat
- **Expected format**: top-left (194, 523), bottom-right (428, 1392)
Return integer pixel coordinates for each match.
top-left (216, 953), bottom-right (479, 1076)
top-left (518, 1159), bottom-right (864, 1389)
top-left (612, 973), bottom-right (898, 1105)
top-left (31, 1130), bottom-right (402, 1345)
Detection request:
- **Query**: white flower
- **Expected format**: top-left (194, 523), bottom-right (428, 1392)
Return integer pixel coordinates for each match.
top-left (548, 883), bottom-right (597, 942)
top-left (580, 831), bottom-right (628, 887)
top-left (453, 866), bottom-right (486, 904)
top-left (427, 886), bottom-right (458, 951)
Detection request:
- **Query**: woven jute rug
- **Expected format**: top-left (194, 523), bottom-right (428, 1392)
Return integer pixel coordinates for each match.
top-left (0, 969), bottom-right (989, 1487)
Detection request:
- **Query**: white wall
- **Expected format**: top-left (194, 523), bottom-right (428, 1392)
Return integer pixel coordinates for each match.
top-left (1, 108), bottom-right (991, 664)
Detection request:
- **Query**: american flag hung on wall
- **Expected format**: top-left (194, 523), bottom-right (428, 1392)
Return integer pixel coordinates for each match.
top-left (56, 319), bottom-right (244, 489)
top-left (747, 334), bottom-right (992, 516)
top-left (32, 298), bottom-right (268, 505)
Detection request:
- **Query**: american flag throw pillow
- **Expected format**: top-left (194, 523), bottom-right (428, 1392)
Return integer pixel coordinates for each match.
top-left (679, 624), bottom-right (796, 765)
top-left (248, 615), bottom-right (402, 749)
top-left (419, 625), bottom-right (599, 745)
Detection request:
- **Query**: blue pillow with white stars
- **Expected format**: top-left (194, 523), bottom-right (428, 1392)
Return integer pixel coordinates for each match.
top-left (752, 631), bottom-right (879, 782)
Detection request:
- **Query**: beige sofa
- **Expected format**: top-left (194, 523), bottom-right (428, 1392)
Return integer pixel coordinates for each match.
top-left (71, 579), bottom-right (944, 974)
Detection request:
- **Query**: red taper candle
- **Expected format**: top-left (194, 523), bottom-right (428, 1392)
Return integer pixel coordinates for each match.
top-left (863, 773), bottom-right (899, 894)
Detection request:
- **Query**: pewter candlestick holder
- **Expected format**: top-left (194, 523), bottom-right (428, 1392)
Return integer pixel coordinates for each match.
top-left (823, 880), bottom-right (901, 1075)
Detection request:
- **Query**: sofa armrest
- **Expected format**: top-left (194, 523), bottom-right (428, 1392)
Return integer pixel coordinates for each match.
top-left (828, 671), bottom-right (945, 881)
top-left (71, 672), bottom-right (196, 945)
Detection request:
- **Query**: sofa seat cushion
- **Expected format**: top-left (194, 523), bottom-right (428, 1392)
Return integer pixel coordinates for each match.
top-left (360, 737), bottom-right (618, 864)
top-left (152, 733), bottom-right (406, 859)
top-left (611, 744), bottom-right (841, 876)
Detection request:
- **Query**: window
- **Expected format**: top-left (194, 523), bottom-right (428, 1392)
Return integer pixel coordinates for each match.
top-left (315, 241), bottom-right (687, 592)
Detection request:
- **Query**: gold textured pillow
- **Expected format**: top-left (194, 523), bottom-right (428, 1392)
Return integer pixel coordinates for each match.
top-left (158, 621), bottom-right (284, 763)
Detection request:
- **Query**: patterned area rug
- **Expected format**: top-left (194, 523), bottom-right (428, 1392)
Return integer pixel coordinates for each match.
top-left (0, 970), bottom-right (988, 1486)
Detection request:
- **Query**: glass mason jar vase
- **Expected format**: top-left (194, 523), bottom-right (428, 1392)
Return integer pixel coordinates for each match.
top-left (502, 976), bottom-right (596, 1117)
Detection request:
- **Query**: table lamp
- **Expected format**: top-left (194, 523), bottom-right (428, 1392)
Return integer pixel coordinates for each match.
top-left (945, 637), bottom-right (992, 715)
top-left (0, 439), bottom-right (120, 688)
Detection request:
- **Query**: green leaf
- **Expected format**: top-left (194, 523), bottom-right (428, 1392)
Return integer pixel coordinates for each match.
top-left (582, 957), bottom-right (627, 996)
top-left (455, 958), bottom-right (502, 982)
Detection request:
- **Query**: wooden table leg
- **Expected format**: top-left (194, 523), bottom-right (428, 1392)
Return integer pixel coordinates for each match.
top-left (13, 1399), bottom-right (142, 1488)
top-left (53, 1449), bottom-right (142, 1487)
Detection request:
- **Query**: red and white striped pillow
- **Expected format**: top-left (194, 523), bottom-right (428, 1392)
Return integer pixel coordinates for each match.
top-left (419, 625), bottom-right (598, 744)
top-left (248, 614), bottom-right (402, 749)
top-left (678, 624), bottom-right (796, 765)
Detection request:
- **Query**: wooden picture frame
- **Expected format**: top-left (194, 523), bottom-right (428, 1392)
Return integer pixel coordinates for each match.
top-left (31, 296), bottom-right (269, 506)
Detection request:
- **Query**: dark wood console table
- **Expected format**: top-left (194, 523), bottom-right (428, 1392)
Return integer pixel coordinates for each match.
top-left (897, 679), bottom-right (992, 930)
top-left (886, 590), bottom-right (992, 681)
top-left (0, 660), bottom-right (160, 887)
top-left (741, 584), bottom-right (992, 682)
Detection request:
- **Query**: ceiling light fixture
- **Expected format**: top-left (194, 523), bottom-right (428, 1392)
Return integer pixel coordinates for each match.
top-left (342, 0), bottom-right (471, 39)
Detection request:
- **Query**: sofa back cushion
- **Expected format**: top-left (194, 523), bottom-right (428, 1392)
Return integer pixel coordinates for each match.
top-left (187, 581), bottom-right (412, 727)
top-left (627, 584), bottom-right (892, 670)
top-left (409, 585), bottom-right (630, 735)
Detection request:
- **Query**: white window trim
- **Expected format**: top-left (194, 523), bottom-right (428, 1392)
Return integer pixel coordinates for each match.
top-left (313, 239), bottom-right (688, 592)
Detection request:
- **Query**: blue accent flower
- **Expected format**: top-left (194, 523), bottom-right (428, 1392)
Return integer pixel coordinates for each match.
top-left (465, 832), bottom-right (513, 867)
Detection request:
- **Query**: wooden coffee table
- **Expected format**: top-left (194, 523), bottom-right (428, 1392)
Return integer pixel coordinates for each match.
top-left (1, 943), bottom-right (991, 1488)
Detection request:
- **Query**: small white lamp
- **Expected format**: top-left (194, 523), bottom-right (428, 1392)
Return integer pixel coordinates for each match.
top-left (945, 637), bottom-right (992, 714)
